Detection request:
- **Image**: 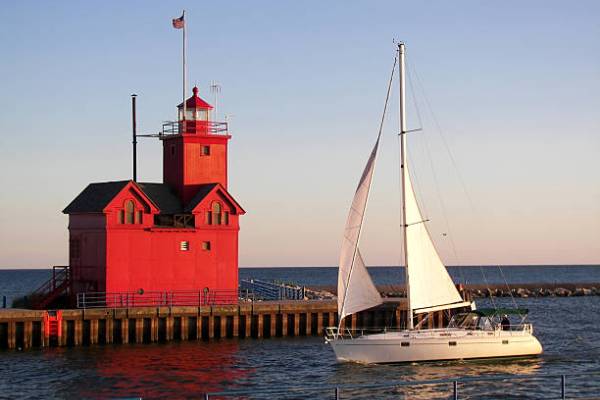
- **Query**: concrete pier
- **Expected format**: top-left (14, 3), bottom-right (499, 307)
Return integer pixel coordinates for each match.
top-left (0, 299), bottom-right (451, 350)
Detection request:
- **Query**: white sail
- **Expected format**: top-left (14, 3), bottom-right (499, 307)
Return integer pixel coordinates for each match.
top-left (337, 140), bottom-right (382, 322)
top-left (404, 162), bottom-right (465, 312)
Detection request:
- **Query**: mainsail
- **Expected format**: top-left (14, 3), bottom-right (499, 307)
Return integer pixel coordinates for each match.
top-left (403, 162), bottom-right (469, 313)
top-left (337, 139), bottom-right (383, 323)
top-left (337, 55), bottom-right (397, 324)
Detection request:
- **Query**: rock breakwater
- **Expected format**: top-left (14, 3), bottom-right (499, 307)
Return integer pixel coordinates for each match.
top-left (309, 283), bottom-right (600, 299)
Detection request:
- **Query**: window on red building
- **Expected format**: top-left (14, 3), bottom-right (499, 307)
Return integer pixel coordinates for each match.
top-left (70, 239), bottom-right (81, 259)
top-left (202, 241), bottom-right (211, 251)
top-left (118, 210), bottom-right (125, 224)
top-left (213, 203), bottom-right (222, 225)
top-left (136, 210), bottom-right (143, 224)
top-left (125, 200), bottom-right (135, 224)
top-left (201, 145), bottom-right (210, 156)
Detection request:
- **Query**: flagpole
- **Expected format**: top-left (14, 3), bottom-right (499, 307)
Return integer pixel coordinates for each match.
top-left (182, 9), bottom-right (187, 127)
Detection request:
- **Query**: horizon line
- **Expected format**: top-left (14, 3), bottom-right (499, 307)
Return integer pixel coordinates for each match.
top-left (1, 263), bottom-right (599, 271)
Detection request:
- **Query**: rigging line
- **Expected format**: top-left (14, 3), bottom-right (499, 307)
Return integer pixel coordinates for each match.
top-left (406, 58), bottom-right (424, 132)
top-left (410, 61), bottom-right (465, 282)
top-left (409, 63), bottom-right (478, 215)
top-left (406, 147), bottom-right (431, 220)
top-left (410, 59), bottom-right (508, 298)
top-left (338, 54), bottom-right (397, 324)
top-left (407, 57), bottom-right (466, 285)
top-left (479, 264), bottom-right (497, 310)
top-left (498, 264), bottom-right (519, 309)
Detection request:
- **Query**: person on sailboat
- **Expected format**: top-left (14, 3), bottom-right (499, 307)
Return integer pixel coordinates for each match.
top-left (501, 314), bottom-right (510, 331)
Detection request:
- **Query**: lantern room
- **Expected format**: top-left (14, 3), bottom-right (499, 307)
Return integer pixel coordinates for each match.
top-left (177, 86), bottom-right (214, 135)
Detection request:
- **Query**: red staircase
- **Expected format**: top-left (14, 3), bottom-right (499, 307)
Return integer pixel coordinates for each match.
top-left (28, 266), bottom-right (72, 309)
top-left (43, 310), bottom-right (63, 345)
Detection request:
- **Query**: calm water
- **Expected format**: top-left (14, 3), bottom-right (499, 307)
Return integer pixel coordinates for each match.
top-left (1, 267), bottom-right (600, 398)
top-left (3, 265), bottom-right (600, 307)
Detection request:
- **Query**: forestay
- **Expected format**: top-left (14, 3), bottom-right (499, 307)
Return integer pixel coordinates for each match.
top-left (337, 139), bottom-right (382, 322)
top-left (403, 162), bottom-right (467, 313)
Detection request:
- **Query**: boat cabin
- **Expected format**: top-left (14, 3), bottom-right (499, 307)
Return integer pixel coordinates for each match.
top-left (448, 308), bottom-right (529, 331)
top-left (448, 312), bottom-right (495, 331)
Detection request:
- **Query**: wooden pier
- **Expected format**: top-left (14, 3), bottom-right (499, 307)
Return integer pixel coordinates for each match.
top-left (0, 299), bottom-right (452, 350)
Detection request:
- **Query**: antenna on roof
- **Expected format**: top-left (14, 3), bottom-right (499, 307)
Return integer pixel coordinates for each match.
top-left (131, 94), bottom-right (138, 182)
top-left (210, 81), bottom-right (221, 120)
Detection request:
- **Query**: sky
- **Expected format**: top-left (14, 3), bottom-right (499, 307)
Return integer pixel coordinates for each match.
top-left (0, 1), bottom-right (598, 268)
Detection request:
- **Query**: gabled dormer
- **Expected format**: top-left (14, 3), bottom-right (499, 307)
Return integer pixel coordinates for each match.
top-left (103, 182), bottom-right (158, 229)
top-left (184, 183), bottom-right (245, 229)
top-left (63, 181), bottom-right (159, 229)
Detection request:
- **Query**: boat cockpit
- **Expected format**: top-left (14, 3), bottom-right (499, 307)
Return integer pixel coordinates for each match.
top-left (448, 309), bottom-right (530, 332)
top-left (448, 312), bottom-right (495, 331)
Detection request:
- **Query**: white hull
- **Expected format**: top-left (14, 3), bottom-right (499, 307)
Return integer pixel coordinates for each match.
top-left (327, 328), bottom-right (543, 364)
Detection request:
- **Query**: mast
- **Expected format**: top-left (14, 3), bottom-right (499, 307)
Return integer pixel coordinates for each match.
top-left (398, 43), bottom-right (412, 329)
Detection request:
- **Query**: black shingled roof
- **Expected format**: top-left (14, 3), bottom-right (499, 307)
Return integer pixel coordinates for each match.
top-left (137, 183), bottom-right (182, 214)
top-left (63, 181), bottom-right (129, 214)
top-left (63, 181), bottom-right (225, 215)
top-left (184, 183), bottom-right (218, 213)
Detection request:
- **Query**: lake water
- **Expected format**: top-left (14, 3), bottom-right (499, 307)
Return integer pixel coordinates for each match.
top-left (1, 266), bottom-right (600, 398)
top-left (2, 265), bottom-right (600, 307)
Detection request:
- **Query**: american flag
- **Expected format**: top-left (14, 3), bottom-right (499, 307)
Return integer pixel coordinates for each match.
top-left (172, 14), bottom-right (184, 29)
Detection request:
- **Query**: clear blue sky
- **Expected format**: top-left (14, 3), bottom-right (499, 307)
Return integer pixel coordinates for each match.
top-left (0, 1), bottom-right (598, 268)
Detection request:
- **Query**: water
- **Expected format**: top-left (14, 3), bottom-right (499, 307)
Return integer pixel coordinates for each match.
top-left (2, 265), bottom-right (600, 307)
top-left (1, 267), bottom-right (600, 398)
top-left (240, 265), bottom-right (600, 288)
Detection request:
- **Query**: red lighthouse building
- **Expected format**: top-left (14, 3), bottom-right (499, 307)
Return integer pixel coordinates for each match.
top-left (63, 87), bottom-right (244, 299)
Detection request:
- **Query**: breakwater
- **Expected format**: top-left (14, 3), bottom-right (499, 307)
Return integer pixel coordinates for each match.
top-left (310, 283), bottom-right (600, 299)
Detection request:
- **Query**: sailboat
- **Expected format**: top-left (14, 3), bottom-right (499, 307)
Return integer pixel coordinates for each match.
top-left (325, 43), bottom-right (543, 364)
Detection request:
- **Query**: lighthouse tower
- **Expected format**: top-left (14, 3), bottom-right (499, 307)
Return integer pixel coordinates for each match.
top-left (163, 86), bottom-right (230, 204)
top-left (62, 86), bottom-right (244, 299)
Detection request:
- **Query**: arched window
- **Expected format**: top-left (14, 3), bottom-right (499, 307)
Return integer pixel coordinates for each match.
top-left (125, 200), bottom-right (135, 224)
top-left (223, 211), bottom-right (230, 226)
top-left (212, 202), bottom-right (222, 225)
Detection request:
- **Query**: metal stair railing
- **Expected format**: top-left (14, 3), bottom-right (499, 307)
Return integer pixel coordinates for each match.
top-left (28, 266), bottom-right (71, 309)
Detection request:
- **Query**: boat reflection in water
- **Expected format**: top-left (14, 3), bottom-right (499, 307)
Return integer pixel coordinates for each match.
top-left (332, 357), bottom-right (545, 399)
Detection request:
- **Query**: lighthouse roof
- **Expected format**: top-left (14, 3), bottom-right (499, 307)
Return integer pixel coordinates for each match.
top-left (63, 181), bottom-right (130, 213)
top-left (63, 180), bottom-right (243, 215)
top-left (177, 86), bottom-right (213, 109)
top-left (136, 183), bottom-right (182, 214)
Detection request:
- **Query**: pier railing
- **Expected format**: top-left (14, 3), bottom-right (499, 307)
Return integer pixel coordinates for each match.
top-left (204, 371), bottom-right (600, 399)
top-left (240, 279), bottom-right (305, 301)
top-left (76, 289), bottom-right (240, 309)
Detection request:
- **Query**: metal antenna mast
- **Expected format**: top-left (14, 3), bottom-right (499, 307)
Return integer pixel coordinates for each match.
top-left (210, 81), bottom-right (221, 120)
top-left (131, 94), bottom-right (138, 182)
